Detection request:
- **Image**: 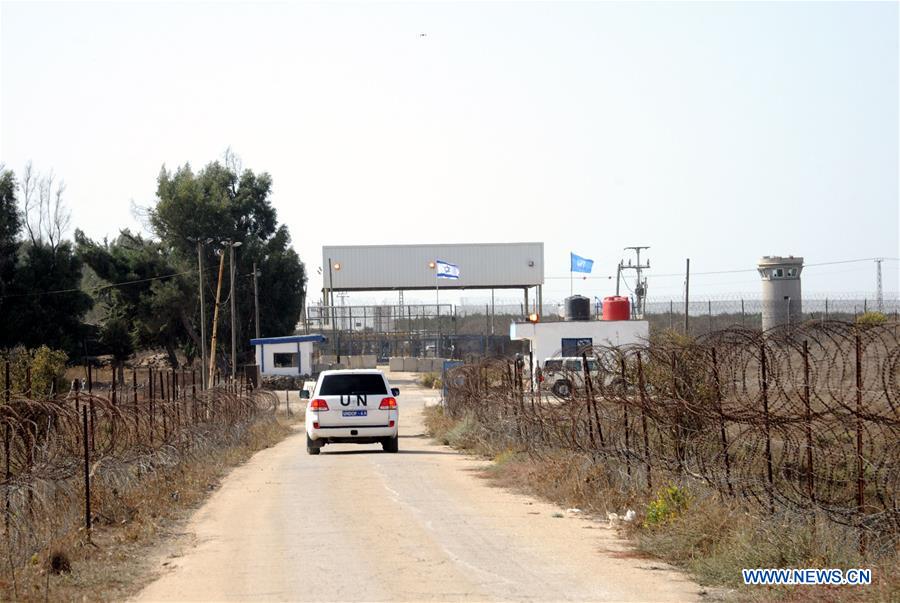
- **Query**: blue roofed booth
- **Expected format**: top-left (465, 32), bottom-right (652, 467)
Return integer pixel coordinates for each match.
top-left (250, 334), bottom-right (326, 376)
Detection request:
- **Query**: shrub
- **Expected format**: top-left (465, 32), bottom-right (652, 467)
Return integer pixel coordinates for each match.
top-left (420, 372), bottom-right (442, 389)
top-left (856, 311), bottom-right (887, 326)
top-left (644, 484), bottom-right (692, 527)
top-left (1, 345), bottom-right (69, 398)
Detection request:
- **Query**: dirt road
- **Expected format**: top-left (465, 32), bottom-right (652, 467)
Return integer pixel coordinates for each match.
top-left (135, 373), bottom-right (701, 602)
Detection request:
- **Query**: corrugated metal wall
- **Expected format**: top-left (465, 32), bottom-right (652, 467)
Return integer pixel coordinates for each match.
top-left (322, 243), bottom-right (544, 290)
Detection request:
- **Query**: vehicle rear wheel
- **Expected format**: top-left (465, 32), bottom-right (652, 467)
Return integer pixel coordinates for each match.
top-left (307, 434), bottom-right (322, 455)
top-left (382, 435), bottom-right (399, 453)
top-left (552, 379), bottom-right (572, 398)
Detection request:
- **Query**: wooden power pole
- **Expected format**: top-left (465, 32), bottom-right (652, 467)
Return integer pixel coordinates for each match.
top-left (208, 251), bottom-right (227, 385)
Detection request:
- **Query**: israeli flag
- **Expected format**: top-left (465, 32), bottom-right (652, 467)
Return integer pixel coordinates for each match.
top-left (435, 259), bottom-right (460, 280)
top-left (570, 252), bottom-right (594, 274)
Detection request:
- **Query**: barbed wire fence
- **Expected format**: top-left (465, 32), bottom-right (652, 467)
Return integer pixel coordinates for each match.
top-left (444, 320), bottom-right (899, 556)
top-left (0, 364), bottom-right (279, 583)
top-left (456, 294), bottom-right (900, 326)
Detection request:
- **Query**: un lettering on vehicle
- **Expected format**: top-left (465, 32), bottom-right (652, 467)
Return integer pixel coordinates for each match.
top-left (339, 394), bottom-right (368, 407)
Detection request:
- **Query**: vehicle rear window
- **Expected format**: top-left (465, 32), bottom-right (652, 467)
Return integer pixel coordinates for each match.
top-left (564, 360), bottom-right (582, 371)
top-left (544, 360), bottom-right (563, 370)
top-left (319, 374), bottom-right (387, 396)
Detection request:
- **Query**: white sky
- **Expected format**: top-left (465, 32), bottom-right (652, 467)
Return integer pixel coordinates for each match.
top-left (2, 1), bottom-right (898, 307)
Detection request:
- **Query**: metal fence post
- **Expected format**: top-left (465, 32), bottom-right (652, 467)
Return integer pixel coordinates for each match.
top-left (855, 334), bottom-right (866, 554)
top-left (802, 340), bottom-right (815, 504)
top-left (671, 351), bottom-right (685, 473)
top-left (711, 347), bottom-right (733, 496)
top-left (82, 405), bottom-right (92, 541)
top-left (4, 363), bottom-right (10, 534)
top-left (636, 351), bottom-right (652, 492)
top-left (620, 356), bottom-right (630, 477)
top-left (133, 369), bottom-right (139, 442)
top-left (760, 344), bottom-right (775, 514)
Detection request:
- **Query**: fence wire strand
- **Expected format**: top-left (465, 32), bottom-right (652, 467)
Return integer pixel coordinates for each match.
top-left (444, 321), bottom-right (899, 553)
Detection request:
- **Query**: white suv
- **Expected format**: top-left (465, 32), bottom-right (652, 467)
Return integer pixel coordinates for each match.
top-left (302, 370), bottom-right (400, 455)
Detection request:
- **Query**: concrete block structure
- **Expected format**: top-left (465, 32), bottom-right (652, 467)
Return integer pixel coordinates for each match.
top-left (510, 320), bottom-right (649, 371)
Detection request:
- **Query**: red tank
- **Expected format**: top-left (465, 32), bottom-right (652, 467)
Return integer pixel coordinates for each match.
top-left (602, 296), bottom-right (630, 321)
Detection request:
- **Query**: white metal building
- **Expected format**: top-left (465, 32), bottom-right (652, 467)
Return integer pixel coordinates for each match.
top-left (251, 334), bottom-right (326, 376)
top-left (322, 242), bottom-right (544, 290)
top-left (510, 320), bottom-right (649, 368)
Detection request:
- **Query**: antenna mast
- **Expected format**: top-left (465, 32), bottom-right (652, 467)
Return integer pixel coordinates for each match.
top-left (620, 246), bottom-right (651, 318)
top-left (875, 258), bottom-right (884, 313)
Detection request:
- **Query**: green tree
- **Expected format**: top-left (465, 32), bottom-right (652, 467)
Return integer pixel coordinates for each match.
top-left (99, 310), bottom-right (135, 383)
top-left (151, 155), bottom-right (306, 366)
top-left (0, 164), bottom-right (92, 356)
top-left (76, 229), bottom-right (196, 367)
top-left (2, 241), bottom-right (93, 354)
top-left (0, 169), bottom-right (21, 309)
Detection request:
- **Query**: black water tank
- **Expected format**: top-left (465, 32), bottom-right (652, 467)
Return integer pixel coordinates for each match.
top-left (564, 295), bottom-right (591, 321)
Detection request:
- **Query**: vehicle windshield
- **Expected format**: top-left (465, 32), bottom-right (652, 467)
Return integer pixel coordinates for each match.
top-left (319, 374), bottom-right (388, 396)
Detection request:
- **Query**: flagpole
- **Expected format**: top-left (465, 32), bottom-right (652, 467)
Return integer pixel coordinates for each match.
top-left (436, 271), bottom-right (440, 358)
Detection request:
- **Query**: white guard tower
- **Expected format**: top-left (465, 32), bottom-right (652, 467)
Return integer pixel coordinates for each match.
top-left (758, 256), bottom-right (803, 330)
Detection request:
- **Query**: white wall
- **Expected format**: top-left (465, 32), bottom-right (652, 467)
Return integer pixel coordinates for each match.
top-left (510, 320), bottom-right (650, 369)
top-left (255, 341), bottom-right (315, 376)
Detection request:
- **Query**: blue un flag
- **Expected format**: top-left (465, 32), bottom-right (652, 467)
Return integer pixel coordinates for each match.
top-left (570, 253), bottom-right (594, 274)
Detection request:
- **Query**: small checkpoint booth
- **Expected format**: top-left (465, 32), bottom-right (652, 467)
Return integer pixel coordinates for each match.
top-left (251, 334), bottom-right (326, 377)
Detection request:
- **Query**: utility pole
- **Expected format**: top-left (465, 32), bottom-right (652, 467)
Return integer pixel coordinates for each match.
top-left (875, 258), bottom-right (884, 313)
top-left (253, 261), bottom-right (260, 339)
top-left (328, 257), bottom-right (339, 362)
top-left (616, 261), bottom-right (622, 296)
top-left (490, 288), bottom-right (495, 335)
top-left (684, 258), bottom-right (690, 334)
top-left (619, 246), bottom-right (651, 317)
top-left (229, 242), bottom-right (240, 381)
top-left (208, 250), bottom-right (227, 385)
top-left (197, 240), bottom-right (208, 390)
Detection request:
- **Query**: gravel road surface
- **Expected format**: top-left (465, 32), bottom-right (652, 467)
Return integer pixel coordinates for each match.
top-left (134, 373), bottom-right (700, 602)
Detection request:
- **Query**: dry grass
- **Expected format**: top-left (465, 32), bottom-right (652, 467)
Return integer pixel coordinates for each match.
top-left (1, 411), bottom-right (299, 602)
top-left (423, 405), bottom-right (899, 603)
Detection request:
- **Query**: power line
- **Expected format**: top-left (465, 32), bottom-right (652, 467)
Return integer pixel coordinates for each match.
top-left (0, 269), bottom-right (196, 300)
top-left (644, 257), bottom-right (900, 280)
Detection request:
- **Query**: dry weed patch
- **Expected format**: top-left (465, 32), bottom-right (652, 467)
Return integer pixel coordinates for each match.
top-left (424, 405), bottom-right (898, 602)
top-left (2, 412), bottom-right (298, 602)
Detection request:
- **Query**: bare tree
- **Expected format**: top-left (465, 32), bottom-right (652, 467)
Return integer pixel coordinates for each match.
top-left (20, 161), bottom-right (71, 252)
top-left (223, 147), bottom-right (242, 195)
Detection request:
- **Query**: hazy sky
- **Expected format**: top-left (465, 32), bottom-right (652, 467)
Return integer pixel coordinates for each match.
top-left (2, 1), bottom-right (898, 306)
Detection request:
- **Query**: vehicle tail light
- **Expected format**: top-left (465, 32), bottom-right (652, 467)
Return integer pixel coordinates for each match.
top-left (379, 397), bottom-right (397, 410)
top-left (389, 420), bottom-right (395, 427)
top-left (309, 399), bottom-right (329, 411)
top-left (313, 422), bottom-right (320, 429)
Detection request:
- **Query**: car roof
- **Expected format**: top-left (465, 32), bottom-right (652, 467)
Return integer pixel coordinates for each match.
top-left (319, 369), bottom-right (386, 376)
